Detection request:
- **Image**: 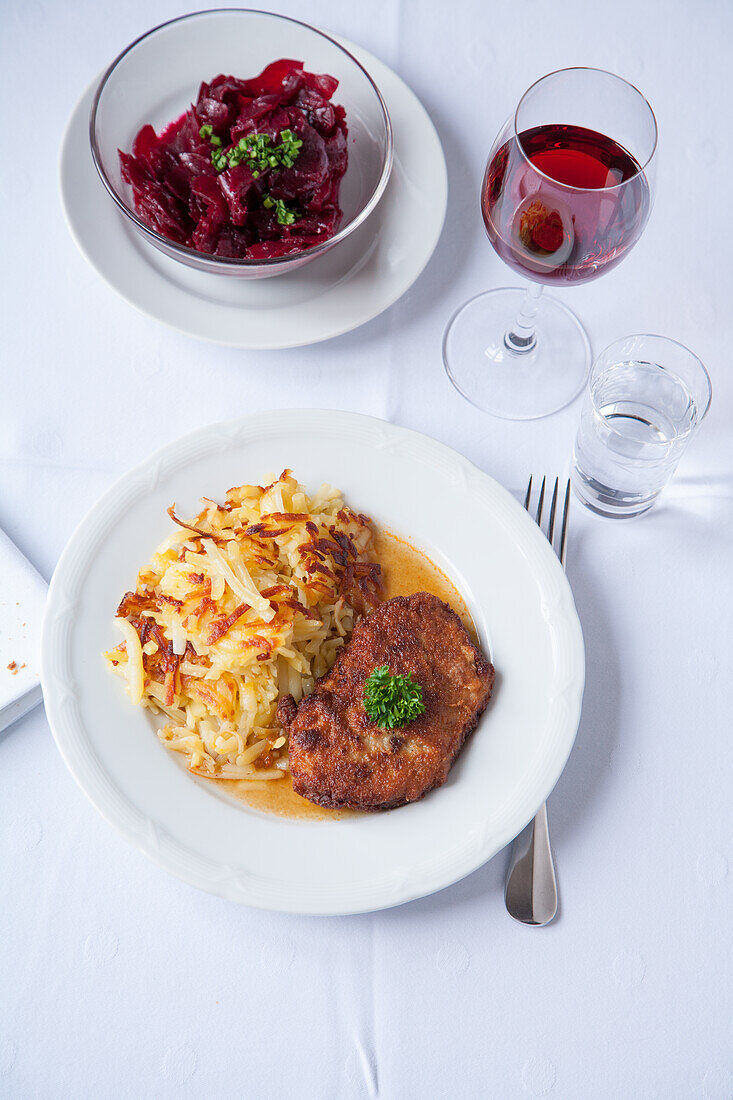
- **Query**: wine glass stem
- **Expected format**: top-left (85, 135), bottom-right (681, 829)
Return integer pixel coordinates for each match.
top-left (504, 283), bottom-right (543, 354)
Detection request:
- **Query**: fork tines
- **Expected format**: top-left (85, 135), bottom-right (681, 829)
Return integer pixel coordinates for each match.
top-left (524, 476), bottom-right (571, 568)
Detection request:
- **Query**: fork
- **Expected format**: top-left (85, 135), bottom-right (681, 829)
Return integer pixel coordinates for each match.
top-left (504, 476), bottom-right (570, 927)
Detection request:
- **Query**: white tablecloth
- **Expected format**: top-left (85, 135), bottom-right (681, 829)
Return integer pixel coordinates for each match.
top-left (2, 1), bottom-right (732, 1097)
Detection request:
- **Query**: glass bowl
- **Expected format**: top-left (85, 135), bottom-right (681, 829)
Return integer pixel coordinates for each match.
top-left (90, 9), bottom-right (393, 278)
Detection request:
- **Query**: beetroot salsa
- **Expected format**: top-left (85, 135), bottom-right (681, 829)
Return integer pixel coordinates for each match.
top-left (118, 59), bottom-right (348, 260)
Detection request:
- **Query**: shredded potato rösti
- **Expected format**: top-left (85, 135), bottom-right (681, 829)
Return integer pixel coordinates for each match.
top-left (104, 470), bottom-right (381, 780)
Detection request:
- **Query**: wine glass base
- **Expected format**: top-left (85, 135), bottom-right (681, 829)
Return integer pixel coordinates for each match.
top-left (443, 288), bottom-right (592, 420)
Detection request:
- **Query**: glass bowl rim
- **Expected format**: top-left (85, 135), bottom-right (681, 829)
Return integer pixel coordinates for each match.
top-left (588, 332), bottom-right (712, 439)
top-left (510, 65), bottom-right (658, 194)
top-left (89, 7), bottom-right (394, 269)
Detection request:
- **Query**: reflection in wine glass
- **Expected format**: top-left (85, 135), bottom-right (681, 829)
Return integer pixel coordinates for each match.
top-left (443, 68), bottom-right (658, 420)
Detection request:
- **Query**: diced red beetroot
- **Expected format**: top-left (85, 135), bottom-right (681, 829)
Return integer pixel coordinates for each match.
top-left (132, 125), bottom-right (161, 167)
top-left (190, 176), bottom-right (228, 250)
top-left (209, 74), bottom-right (249, 93)
top-left (191, 174), bottom-right (227, 214)
top-left (194, 78), bottom-right (246, 134)
top-left (157, 113), bottom-right (190, 146)
top-left (218, 164), bottom-right (257, 226)
top-left (291, 210), bottom-right (339, 238)
top-left (178, 152), bottom-right (216, 177)
top-left (195, 95), bottom-right (232, 134)
top-left (281, 69), bottom-right (305, 101)
top-left (151, 151), bottom-right (192, 203)
top-left (246, 239), bottom-right (305, 259)
top-left (120, 151), bottom-right (150, 189)
top-left (304, 166), bottom-right (342, 211)
top-left (214, 225), bottom-right (255, 257)
top-left (242, 59), bottom-right (304, 96)
top-left (191, 206), bottom-right (225, 253)
top-left (295, 88), bottom-right (337, 137)
top-left (118, 60), bottom-right (348, 260)
top-left (301, 70), bottom-right (339, 99)
top-left (325, 127), bottom-right (348, 174)
top-left (231, 103), bottom-right (292, 145)
top-left (248, 206), bottom-right (284, 241)
top-left (269, 120), bottom-right (329, 200)
top-left (229, 94), bottom-right (282, 138)
top-left (263, 106), bottom-right (294, 141)
top-left (167, 111), bottom-right (207, 155)
top-left (188, 191), bottom-right (206, 224)
top-left (134, 183), bottom-right (191, 243)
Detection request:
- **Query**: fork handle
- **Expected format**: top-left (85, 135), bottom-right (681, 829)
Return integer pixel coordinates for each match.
top-left (504, 802), bottom-right (558, 926)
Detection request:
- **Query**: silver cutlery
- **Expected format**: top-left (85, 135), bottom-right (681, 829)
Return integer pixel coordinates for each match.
top-left (504, 476), bottom-right (570, 926)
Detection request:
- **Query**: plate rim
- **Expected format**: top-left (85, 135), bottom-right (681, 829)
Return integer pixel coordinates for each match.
top-left (58, 36), bottom-right (448, 349)
top-left (41, 409), bottom-right (585, 915)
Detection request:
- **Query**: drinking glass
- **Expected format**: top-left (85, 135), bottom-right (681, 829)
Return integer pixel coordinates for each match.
top-left (572, 335), bottom-right (712, 518)
top-left (443, 68), bottom-right (658, 420)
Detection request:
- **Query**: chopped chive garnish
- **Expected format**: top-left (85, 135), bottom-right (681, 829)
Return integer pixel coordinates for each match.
top-left (262, 194), bottom-right (299, 225)
top-left (205, 127), bottom-right (304, 174)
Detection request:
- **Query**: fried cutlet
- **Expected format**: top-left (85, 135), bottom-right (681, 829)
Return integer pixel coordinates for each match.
top-left (277, 591), bottom-right (495, 811)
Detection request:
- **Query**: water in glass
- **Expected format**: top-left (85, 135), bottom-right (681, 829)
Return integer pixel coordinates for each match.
top-left (573, 358), bottom-right (699, 516)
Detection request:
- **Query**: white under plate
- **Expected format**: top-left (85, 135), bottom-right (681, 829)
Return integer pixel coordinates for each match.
top-left (59, 41), bottom-right (447, 349)
top-left (41, 411), bottom-right (584, 914)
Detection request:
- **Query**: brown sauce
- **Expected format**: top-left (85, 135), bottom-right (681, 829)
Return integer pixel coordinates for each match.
top-left (217, 530), bottom-right (472, 820)
top-left (218, 775), bottom-right (347, 820)
top-left (372, 530), bottom-right (475, 638)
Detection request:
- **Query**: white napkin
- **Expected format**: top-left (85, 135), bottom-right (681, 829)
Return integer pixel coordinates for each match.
top-left (0, 525), bottom-right (46, 732)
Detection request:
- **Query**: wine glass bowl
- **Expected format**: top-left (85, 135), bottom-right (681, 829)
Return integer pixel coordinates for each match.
top-left (444, 68), bottom-right (658, 420)
top-left (483, 69), bottom-right (656, 286)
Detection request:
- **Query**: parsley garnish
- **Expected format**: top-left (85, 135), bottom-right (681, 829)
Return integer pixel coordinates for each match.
top-left (363, 666), bottom-right (426, 729)
top-left (263, 194), bottom-right (299, 225)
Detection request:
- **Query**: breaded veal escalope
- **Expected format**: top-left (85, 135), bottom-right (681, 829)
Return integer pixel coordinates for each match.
top-left (277, 591), bottom-right (495, 811)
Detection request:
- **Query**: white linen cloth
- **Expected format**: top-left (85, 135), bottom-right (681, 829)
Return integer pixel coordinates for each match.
top-left (1, 0), bottom-right (732, 1097)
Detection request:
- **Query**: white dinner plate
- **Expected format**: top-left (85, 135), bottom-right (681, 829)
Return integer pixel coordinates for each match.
top-left (59, 40), bottom-right (447, 349)
top-left (42, 411), bottom-right (584, 914)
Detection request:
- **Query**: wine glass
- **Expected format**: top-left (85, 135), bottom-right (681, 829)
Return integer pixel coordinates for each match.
top-left (443, 68), bottom-right (658, 420)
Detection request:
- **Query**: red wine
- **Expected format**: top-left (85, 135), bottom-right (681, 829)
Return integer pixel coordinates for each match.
top-left (482, 124), bottom-right (650, 285)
